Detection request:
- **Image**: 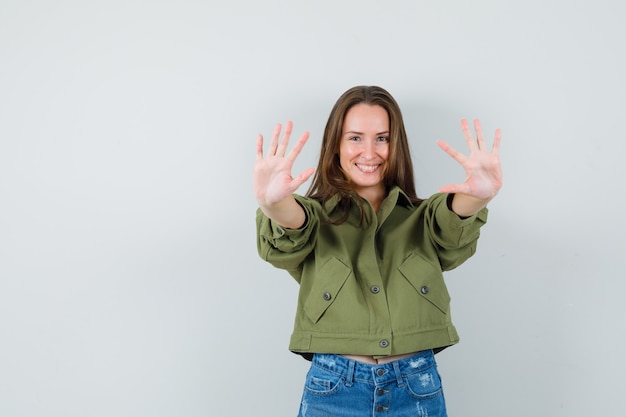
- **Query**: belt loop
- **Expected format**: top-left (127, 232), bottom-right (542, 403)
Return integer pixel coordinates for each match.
top-left (345, 359), bottom-right (355, 387)
top-left (392, 361), bottom-right (404, 387)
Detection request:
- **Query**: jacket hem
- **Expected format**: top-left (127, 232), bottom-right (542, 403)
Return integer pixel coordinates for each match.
top-left (288, 325), bottom-right (460, 360)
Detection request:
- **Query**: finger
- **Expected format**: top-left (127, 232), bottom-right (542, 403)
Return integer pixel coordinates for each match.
top-left (286, 131), bottom-right (311, 162)
top-left (269, 123), bottom-right (282, 155)
top-left (256, 134), bottom-right (264, 160)
top-left (474, 119), bottom-right (486, 150)
top-left (276, 120), bottom-right (293, 156)
top-left (461, 118), bottom-right (477, 152)
top-left (437, 139), bottom-right (467, 164)
top-left (491, 128), bottom-right (502, 153)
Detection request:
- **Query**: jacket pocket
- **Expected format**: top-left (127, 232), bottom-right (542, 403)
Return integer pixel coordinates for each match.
top-left (398, 253), bottom-right (450, 314)
top-left (304, 257), bottom-right (352, 324)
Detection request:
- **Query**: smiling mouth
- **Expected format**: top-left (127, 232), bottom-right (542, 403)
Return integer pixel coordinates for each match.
top-left (356, 163), bottom-right (380, 173)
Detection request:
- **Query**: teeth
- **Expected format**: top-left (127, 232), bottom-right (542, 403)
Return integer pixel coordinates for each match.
top-left (356, 164), bottom-right (378, 173)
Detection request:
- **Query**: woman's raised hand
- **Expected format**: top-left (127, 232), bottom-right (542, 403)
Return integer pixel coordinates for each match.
top-left (254, 121), bottom-right (315, 208)
top-left (437, 119), bottom-right (502, 202)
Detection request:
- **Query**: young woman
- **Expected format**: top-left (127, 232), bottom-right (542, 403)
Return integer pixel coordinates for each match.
top-left (254, 86), bottom-right (502, 417)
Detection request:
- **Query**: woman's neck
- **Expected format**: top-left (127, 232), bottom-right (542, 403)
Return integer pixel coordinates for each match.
top-left (357, 186), bottom-right (387, 213)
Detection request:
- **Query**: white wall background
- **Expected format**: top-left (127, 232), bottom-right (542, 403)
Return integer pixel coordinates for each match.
top-left (1, 0), bottom-right (624, 416)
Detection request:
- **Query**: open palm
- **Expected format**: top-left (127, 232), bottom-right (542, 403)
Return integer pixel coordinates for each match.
top-left (437, 119), bottom-right (502, 200)
top-left (254, 121), bottom-right (315, 206)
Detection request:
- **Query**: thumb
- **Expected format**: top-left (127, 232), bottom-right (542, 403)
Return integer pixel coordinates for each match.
top-left (439, 183), bottom-right (467, 194)
top-left (292, 167), bottom-right (315, 188)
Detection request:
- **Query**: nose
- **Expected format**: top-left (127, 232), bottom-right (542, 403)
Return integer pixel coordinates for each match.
top-left (362, 139), bottom-right (376, 159)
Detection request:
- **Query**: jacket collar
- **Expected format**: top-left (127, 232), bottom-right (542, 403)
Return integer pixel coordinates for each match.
top-left (387, 186), bottom-right (416, 208)
top-left (322, 186), bottom-right (415, 213)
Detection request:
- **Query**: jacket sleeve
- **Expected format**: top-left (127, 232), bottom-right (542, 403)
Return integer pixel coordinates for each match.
top-left (424, 193), bottom-right (488, 271)
top-left (256, 195), bottom-right (319, 278)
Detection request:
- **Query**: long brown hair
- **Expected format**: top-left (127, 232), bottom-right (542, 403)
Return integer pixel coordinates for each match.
top-left (306, 86), bottom-right (422, 223)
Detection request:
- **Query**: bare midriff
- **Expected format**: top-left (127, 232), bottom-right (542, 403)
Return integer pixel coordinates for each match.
top-left (342, 352), bottom-right (418, 365)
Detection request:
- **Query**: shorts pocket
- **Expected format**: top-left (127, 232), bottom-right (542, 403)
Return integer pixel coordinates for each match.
top-left (404, 366), bottom-right (444, 400)
top-left (303, 365), bottom-right (345, 396)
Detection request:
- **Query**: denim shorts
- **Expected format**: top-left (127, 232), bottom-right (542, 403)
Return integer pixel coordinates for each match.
top-left (297, 350), bottom-right (447, 417)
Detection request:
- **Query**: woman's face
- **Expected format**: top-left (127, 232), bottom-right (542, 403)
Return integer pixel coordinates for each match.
top-left (339, 103), bottom-right (390, 199)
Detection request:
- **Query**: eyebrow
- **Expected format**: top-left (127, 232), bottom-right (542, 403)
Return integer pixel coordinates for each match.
top-left (344, 130), bottom-right (390, 135)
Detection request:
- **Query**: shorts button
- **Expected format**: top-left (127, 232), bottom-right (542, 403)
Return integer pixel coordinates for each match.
top-left (376, 368), bottom-right (386, 376)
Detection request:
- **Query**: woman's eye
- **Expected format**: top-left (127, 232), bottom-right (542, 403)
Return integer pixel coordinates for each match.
top-left (377, 136), bottom-right (389, 142)
top-left (349, 136), bottom-right (360, 141)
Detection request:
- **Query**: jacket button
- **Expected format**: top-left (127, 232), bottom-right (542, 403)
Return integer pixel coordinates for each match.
top-left (370, 285), bottom-right (380, 294)
top-left (379, 339), bottom-right (389, 348)
top-left (323, 292), bottom-right (332, 301)
top-left (420, 286), bottom-right (429, 295)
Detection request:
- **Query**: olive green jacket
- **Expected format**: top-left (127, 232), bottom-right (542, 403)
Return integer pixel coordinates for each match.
top-left (256, 187), bottom-right (488, 359)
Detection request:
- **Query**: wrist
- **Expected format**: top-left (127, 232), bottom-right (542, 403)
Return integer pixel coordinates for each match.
top-left (449, 193), bottom-right (494, 218)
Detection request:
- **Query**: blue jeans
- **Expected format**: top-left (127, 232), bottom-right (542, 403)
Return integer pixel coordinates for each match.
top-left (298, 350), bottom-right (447, 417)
